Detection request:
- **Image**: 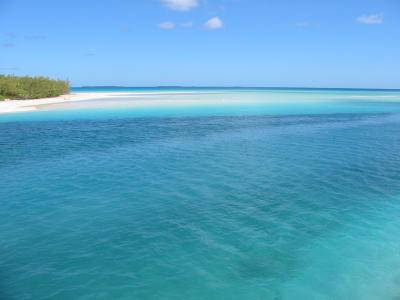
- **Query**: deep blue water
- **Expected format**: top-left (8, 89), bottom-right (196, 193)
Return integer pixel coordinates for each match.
top-left (1, 88), bottom-right (400, 299)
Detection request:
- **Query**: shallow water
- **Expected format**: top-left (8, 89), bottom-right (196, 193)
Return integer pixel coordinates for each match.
top-left (2, 87), bottom-right (400, 122)
top-left (1, 88), bottom-right (400, 299)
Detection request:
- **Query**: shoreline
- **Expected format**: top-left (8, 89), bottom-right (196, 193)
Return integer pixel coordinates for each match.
top-left (0, 91), bottom-right (222, 114)
top-left (2, 90), bottom-right (400, 115)
top-left (0, 93), bottom-right (117, 114)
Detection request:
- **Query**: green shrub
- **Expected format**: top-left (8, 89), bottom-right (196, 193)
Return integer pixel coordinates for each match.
top-left (0, 75), bottom-right (69, 100)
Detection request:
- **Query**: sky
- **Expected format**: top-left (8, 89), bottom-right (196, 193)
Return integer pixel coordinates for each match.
top-left (0, 0), bottom-right (399, 88)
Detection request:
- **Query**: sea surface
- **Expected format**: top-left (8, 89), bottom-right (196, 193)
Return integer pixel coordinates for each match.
top-left (1, 87), bottom-right (400, 299)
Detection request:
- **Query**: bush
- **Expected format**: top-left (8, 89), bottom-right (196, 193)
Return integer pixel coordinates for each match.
top-left (0, 75), bottom-right (69, 100)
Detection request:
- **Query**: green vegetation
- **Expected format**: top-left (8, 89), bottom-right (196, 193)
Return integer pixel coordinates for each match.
top-left (0, 75), bottom-right (69, 100)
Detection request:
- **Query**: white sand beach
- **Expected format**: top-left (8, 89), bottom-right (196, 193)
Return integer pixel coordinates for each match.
top-left (0, 93), bottom-right (120, 114)
top-left (0, 91), bottom-right (228, 114)
top-left (0, 91), bottom-right (243, 114)
top-left (3, 90), bottom-right (399, 115)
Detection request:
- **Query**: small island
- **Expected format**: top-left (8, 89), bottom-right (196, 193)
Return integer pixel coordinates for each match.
top-left (0, 75), bottom-right (69, 100)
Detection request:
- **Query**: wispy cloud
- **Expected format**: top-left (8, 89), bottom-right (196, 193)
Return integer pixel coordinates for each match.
top-left (119, 26), bottom-right (130, 33)
top-left (4, 32), bottom-right (16, 40)
top-left (181, 21), bottom-right (193, 28)
top-left (356, 13), bottom-right (384, 25)
top-left (24, 34), bottom-right (47, 41)
top-left (295, 21), bottom-right (310, 28)
top-left (2, 33), bottom-right (47, 44)
top-left (204, 17), bottom-right (223, 30)
top-left (2, 43), bottom-right (15, 48)
top-left (159, 21), bottom-right (176, 30)
top-left (161, 0), bottom-right (198, 11)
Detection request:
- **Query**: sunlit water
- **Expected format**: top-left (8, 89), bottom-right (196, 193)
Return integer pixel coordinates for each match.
top-left (1, 88), bottom-right (400, 299)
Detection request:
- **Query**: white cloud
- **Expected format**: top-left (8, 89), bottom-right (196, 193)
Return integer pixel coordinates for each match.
top-left (161, 0), bottom-right (198, 11)
top-left (295, 21), bottom-right (310, 28)
top-left (356, 13), bottom-right (384, 25)
top-left (181, 21), bottom-right (193, 28)
top-left (204, 17), bottom-right (223, 30)
top-left (159, 22), bottom-right (176, 30)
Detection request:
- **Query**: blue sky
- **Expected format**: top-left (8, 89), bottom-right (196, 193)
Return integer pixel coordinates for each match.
top-left (1, 0), bottom-right (399, 88)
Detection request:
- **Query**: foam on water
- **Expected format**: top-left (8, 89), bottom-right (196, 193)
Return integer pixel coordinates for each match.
top-left (1, 88), bottom-right (400, 299)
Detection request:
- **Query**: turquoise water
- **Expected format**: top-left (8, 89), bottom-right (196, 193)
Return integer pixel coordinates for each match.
top-left (2, 87), bottom-right (400, 123)
top-left (1, 88), bottom-right (400, 299)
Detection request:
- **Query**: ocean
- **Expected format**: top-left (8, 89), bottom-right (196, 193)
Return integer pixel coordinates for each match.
top-left (1, 87), bottom-right (400, 299)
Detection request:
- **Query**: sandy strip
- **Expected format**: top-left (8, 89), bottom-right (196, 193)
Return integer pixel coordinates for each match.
top-left (0, 91), bottom-right (229, 114)
top-left (5, 90), bottom-right (389, 115)
top-left (0, 93), bottom-right (122, 114)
